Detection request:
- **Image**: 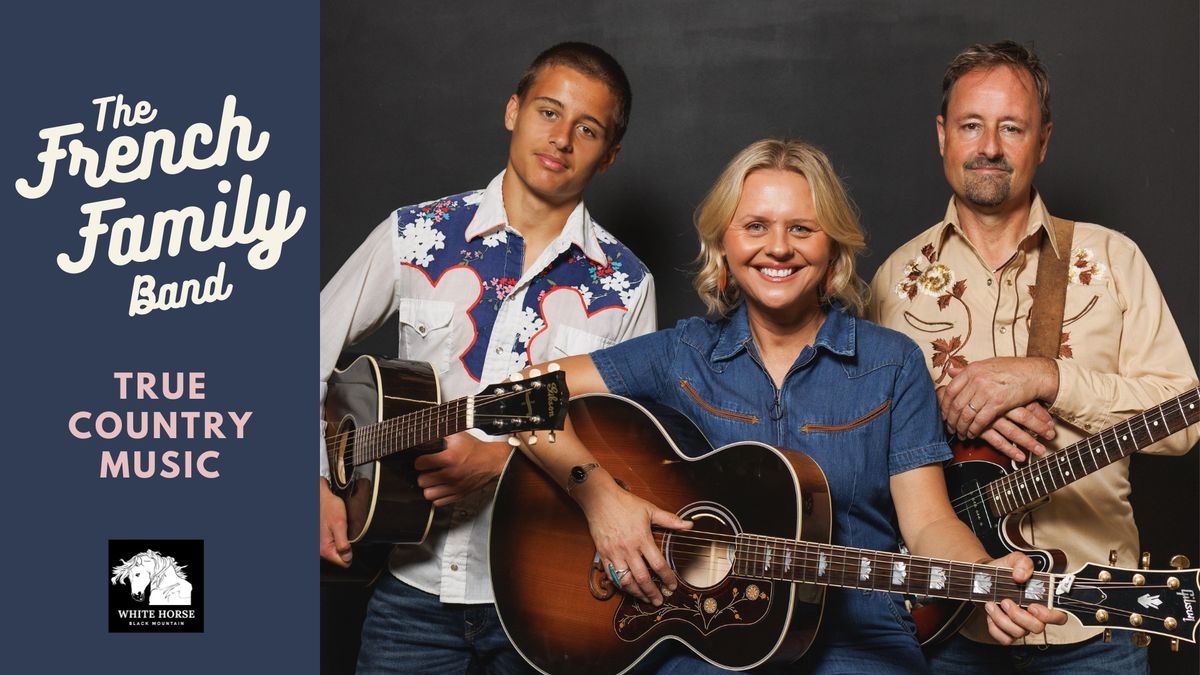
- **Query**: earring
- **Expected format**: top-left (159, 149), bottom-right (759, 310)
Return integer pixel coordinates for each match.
top-left (717, 263), bottom-right (728, 293)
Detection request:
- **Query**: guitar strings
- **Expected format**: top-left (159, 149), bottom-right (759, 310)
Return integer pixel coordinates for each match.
top-left (944, 388), bottom-right (1199, 517)
top-left (641, 529), bottom-right (1046, 602)
top-left (324, 386), bottom-right (547, 452)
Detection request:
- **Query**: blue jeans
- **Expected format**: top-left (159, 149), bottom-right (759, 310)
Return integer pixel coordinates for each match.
top-left (356, 573), bottom-right (533, 675)
top-left (925, 634), bottom-right (1148, 674)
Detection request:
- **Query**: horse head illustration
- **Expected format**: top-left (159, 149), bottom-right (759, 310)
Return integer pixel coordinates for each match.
top-left (110, 549), bottom-right (192, 605)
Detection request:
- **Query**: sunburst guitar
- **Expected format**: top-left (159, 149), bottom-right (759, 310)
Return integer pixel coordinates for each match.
top-left (490, 394), bottom-right (1200, 674)
top-left (325, 355), bottom-right (568, 549)
top-left (910, 386), bottom-right (1200, 645)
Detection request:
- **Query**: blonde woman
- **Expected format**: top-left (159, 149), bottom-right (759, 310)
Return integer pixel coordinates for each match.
top-left (514, 139), bottom-right (1063, 672)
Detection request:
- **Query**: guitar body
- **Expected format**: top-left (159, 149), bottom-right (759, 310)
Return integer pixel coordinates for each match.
top-left (912, 440), bottom-right (1067, 645)
top-left (325, 354), bottom-right (442, 545)
top-left (491, 394), bottom-right (831, 674)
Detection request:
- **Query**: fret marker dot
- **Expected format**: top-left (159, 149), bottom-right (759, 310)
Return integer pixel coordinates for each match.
top-left (1153, 421), bottom-right (1159, 426)
top-left (1122, 435), bottom-right (1128, 440)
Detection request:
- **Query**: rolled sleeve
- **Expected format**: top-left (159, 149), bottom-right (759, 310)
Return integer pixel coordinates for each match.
top-left (591, 328), bottom-right (676, 401)
top-left (888, 344), bottom-right (953, 475)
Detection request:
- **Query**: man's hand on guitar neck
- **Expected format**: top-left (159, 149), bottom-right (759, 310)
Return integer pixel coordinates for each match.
top-left (320, 477), bottom-right (353, 567)
top-left (414, 432), bottom-right (510, 507)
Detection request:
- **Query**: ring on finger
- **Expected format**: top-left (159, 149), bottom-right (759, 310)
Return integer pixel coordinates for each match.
top-left (607, 562), bottom-right (628, 585)
top-left (967, 401), bottom-right (979, 412)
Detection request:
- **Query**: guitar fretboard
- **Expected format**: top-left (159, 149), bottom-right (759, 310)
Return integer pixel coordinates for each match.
top-left (731, 533), bottom-right (1054, 606)
top-left (983, 387), bottom-right (1200, 517)
top-left (349, 397), bottom-right (472, 465)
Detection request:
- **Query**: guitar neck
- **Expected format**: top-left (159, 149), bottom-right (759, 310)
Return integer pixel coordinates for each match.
top-left (352, 396), bottom-right (474, 465)
top-left (985, 387), bottom-right (1200, 516)
top-left (730, 534), bottom-right (1054, 607)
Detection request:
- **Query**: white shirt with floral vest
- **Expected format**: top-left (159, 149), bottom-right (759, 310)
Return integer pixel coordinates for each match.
top-left (320, 171), bottom-right (656, 603)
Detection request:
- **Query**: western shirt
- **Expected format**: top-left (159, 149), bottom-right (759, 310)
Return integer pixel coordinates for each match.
top-left (320, 171), bottom-right (656, 603)
top-left (868, 194), bottom-right (1198, 644)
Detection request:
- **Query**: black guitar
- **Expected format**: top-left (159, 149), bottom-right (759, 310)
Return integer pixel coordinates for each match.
top-left (912, 386), bottom-right (1200, 644)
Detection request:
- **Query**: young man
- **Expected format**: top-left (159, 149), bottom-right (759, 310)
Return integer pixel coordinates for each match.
top-left (319, 42), bottom-right (656, 673)
top-left (869, 41), bottom-right (1198, 673)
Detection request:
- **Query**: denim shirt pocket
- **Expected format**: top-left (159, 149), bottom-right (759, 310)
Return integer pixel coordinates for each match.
top-left (800, 400), bottom-right (890, 433)
top-left (397, 298), bottom-right (455, 373)
top-left (677, 379), bottom-right (760, 425)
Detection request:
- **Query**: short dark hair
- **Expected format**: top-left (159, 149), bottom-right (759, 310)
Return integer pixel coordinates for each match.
top-left (515, 42), bottom-right (632, 145)
top-left (941, 41), bottom-right (1051, 125)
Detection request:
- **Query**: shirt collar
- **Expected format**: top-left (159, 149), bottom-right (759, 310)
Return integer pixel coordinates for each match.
top-left (464, 170), bottom-right (608, 264)
top-left (711, 302), bottom-right (857, 363)
top-left (934, 190), bottom-right (1063, 258)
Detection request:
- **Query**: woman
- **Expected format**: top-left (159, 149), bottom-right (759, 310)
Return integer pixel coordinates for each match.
top-left (515, 139), bottom-right (1063, 672)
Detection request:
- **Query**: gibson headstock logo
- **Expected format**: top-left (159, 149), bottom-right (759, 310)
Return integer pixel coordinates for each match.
top-left (1179, 588), bottom-right (1196, 623)
top-left (544, 382), bottom-right (561, 418)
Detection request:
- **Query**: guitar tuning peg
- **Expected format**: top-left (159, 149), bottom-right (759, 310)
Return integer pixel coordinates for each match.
top-left (1141, 552), bottom-right (1151, 570)
top-left (509, 372), bottom-right (523, 382)
top-left (1108, 549), bottom-right (1118, 565)
top-left (548, 430), bottom-right (556, 443)
top-left (527, 434), bottom-right (538, 446)
top-left (528, 368), bottom-right (541, 378)
top-left (548, 362), bottom-right (561, 372)
top-left (1170, 554), bottom-right (1191, 569)
top-left (1171, 638), bottom-right (1180, 652)
top-left (1131, 632), bottom-right (1151, 648)
top-left (507, 435), bottom-right (521, 447)
top-left (1102, 628), bottom-right (1112, 643)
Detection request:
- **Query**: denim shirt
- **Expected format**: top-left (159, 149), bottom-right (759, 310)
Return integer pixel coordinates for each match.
top-left (591, 303), bottom-right (951, 649)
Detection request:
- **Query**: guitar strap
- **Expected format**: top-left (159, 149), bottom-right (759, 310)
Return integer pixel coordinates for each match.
top-left (1026, 216), bottom-right (1075, 359)
top-left (1022, 216), bottom-right (1074, 545)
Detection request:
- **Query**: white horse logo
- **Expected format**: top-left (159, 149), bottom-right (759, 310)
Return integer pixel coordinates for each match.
top-left (110, 549), bottom-right (192, 605)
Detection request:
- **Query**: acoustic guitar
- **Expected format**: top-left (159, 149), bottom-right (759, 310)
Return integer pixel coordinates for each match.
top-left (490, 394), bottom-right (1199, 674)
top-left (910, 386), bottom-right (1200, 645)
top-left (325, 354), bottom-right (568, 548)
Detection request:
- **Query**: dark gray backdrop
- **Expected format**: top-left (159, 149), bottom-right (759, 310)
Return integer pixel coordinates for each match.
top-left (321, 1), bottom-right (1198, 670)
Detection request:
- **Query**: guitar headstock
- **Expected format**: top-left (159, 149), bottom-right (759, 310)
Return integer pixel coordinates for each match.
top-left (473, 366), bottom-right (569, 436)
top-left (1054, 559), bottom-right (1199, 645)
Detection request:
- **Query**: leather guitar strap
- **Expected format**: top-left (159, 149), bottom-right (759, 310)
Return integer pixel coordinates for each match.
top-left (1026, 216), bottom-right (1075, 359)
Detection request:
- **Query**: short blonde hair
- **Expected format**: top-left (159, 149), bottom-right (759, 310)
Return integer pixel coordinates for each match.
top-left (692, 138), bottom-right (867, 316)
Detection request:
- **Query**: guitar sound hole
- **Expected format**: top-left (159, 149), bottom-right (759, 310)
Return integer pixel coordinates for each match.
top-left (665, 505), bottom-right (738, 590)
top-left (332, 416), bottom-right (356, 488)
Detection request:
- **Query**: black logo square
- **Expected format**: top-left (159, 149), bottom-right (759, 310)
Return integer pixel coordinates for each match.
top-left (108, 539), bottom-right (204, 633)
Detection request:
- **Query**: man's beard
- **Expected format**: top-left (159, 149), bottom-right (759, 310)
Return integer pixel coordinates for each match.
top-left (962, 158), bottom-right (1012, 207)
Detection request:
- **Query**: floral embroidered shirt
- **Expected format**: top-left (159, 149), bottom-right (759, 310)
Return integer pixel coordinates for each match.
top-left (320, 171), bottom-right (656, 603)
top-left (868, 194), bottom-right (1198, 645)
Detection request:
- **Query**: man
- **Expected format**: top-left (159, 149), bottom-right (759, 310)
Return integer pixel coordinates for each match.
top-left (869, 41), bottom-right (1198, 673)
top-left (319, 42), bottom-right (656, 673)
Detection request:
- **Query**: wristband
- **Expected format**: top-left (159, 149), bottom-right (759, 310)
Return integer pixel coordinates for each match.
top-left (565, 463), bottom-right (599, 494)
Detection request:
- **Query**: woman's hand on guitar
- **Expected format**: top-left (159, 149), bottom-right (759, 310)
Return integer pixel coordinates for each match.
top-left (981, 550), bottom-right (1068, 644)
top-left (319, 477), bottom-right (353, 567)
top-left (573, 471), bottom-right (692, 606)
